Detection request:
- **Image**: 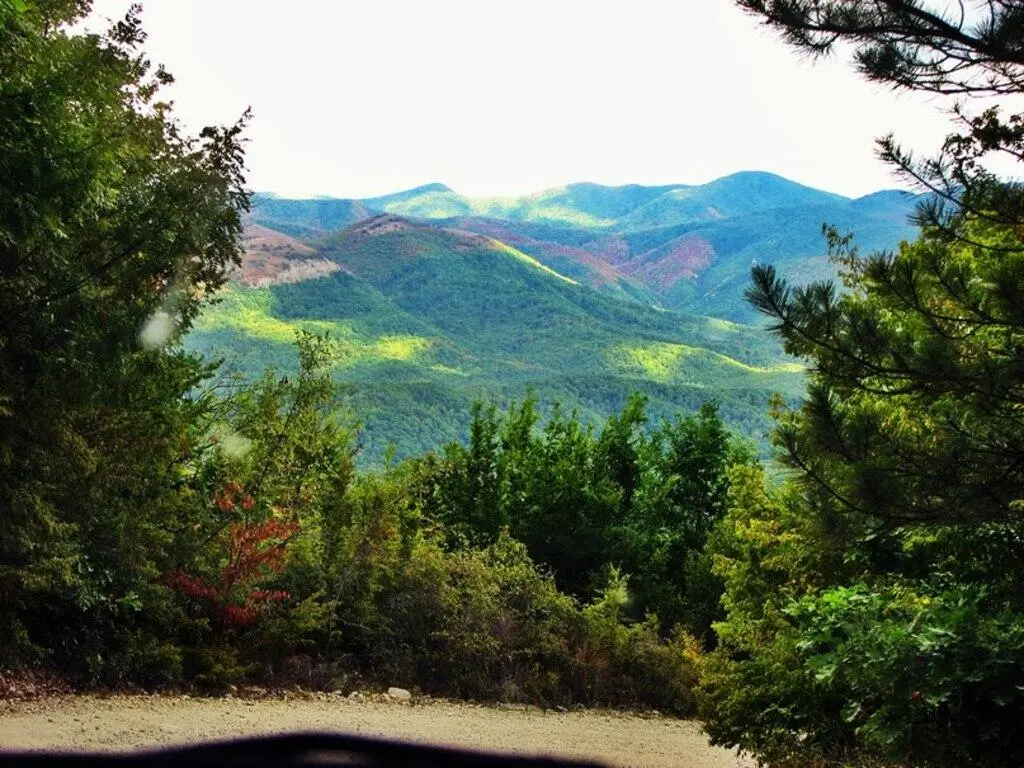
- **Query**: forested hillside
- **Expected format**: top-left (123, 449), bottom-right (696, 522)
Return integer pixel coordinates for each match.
top-left (187, 173), bottom-right (917, 464)
top-left (248, 172), bottom-right (920, 323)
top-left (187, 214), bottom-right (804, 464)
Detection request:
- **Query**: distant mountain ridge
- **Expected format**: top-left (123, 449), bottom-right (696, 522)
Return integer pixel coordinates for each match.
top-left (250, 171), bottom-right (920, 322)
top-left (254, 171), bottom-right (905, 232)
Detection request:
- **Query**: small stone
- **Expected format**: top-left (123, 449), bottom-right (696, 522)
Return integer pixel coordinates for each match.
top-left (347, 691), bottom-right (365, 702)
top-left (386, 687), bottom-right (411, 701)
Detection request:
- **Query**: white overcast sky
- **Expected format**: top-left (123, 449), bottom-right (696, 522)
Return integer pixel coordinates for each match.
top-left (85, 0), bottom-right (963, 199)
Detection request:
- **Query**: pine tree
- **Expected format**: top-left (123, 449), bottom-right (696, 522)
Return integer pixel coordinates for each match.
top-left (738, 0), bottom-right (1024, 527)
top-left (690, 5), bottom-right (1024, 765)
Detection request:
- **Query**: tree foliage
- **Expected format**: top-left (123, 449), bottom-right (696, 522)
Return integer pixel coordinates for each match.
top-left (0, 0), bottom-right (248, 676)
top-left (415, 394), bottom-right (753, 638)
top-left (693, 3), bottom-right (1024, 765)
top-left (736, 0), bottom-right (1024, 96)
top-left (748, 216), bottom-right (1024, 526)
top-left (738, 0), bottom-right (1024, 239)
top-left (698, 464), bottom-right (1024, 766)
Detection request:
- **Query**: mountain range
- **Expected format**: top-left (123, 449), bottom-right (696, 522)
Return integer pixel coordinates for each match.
top-left (185, 172), bottom-right (920, 464)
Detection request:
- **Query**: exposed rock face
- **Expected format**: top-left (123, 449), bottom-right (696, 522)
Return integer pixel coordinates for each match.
top-left (236, 225), bottom-right (341, 287)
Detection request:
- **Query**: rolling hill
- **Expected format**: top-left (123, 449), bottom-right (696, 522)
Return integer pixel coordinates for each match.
top-left (189, 172), bottom-right (919, 463)
top-left (250, 172), bottom-right (920, 322)
top-left (189, 214), bottom-right (804, 464)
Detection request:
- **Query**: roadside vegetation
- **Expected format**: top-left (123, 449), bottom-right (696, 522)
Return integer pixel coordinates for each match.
top-left (0, 4), bottom-right (740, 715)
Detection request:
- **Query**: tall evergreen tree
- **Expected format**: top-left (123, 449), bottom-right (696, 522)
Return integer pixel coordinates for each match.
top-left (748, 217), bottom-right (1024, 526)
top-left (690, 5), bottom-right (1024, 766)
top-left (0, 0), bottom-right (248, 674)
top-left (738, 0), bottom-right (1024, 528)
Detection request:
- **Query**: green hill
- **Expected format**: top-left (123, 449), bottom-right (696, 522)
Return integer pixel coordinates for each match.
top-left (611, 197), bottom-right (920, 321)
top-left (249, 194), bottom-right (374, 238)
top-left (435, 216), bottom-right (660, 305)
top-left (360, 172), bottom-right (850, 230)
top-left (201, 173), bottom-right (923, 463)
top-left (246, 173), bottom-right (919, 323)
top-left (616, 172), bottom-right (845, 229)
top-left (187, 216), bottom-right (804, 465)
top-left (251, 172), bottom-right (865, 231)
top-left (438, 196), bottom-right (918, 322)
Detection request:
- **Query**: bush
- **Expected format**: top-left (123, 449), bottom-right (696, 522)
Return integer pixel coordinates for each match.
top-left (320, 472), bottom-right (700, 712)
top-left (574, 568), bottom-right (698, 713)
top-left (789, 583), bottom-right (1024, 767)
top-left (696, 465), bottom-right (1024, 767)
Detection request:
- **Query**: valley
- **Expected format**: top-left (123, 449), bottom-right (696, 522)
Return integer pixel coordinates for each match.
top-left (187, 172), bottom-right (917, 464)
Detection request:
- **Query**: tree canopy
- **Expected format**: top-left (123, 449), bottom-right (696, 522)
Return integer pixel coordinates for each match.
top-left (0, 0), bottom-right (248, 670)
top-left (736, 0), bottom-right (1024, 96)
top-left (739, 0), bottom-right (1024, 529)
top-left (691, 3), bottom-right (1024, 766)
top-left (739, 0), bottom-right (1024, 239)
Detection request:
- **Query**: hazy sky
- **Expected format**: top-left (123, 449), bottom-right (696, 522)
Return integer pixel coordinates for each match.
top-left (86, 0), bottom-right (960, 199)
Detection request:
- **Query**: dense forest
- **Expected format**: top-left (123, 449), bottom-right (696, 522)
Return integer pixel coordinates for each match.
top-left (2, 1), bottom-right (1023, 767)
top-left (186, 223), bottom-right (806, 466)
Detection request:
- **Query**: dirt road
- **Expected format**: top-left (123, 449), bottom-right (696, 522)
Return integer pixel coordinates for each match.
top-left (0, 694), bottom-right (749, 767)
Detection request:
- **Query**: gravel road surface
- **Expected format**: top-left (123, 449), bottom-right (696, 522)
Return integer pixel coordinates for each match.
top-left (0, 694), bottom-right (749, 768)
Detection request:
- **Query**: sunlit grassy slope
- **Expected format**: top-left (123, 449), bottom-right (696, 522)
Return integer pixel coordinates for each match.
top-left (188, 220), bottom-right (804, 465)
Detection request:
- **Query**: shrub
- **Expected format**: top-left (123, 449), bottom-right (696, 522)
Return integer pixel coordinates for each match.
top-left (320, 475), bottom-right (700, 712)
top-left (789, 583), bottom-right (1024, 767)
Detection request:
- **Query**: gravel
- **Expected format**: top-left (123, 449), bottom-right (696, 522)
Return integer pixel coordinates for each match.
top-left (0, 694), bottom-right (750, 768)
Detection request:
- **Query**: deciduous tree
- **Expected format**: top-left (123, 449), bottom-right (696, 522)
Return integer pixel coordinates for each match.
top-left (0, 0), bottom-right (248, 675)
